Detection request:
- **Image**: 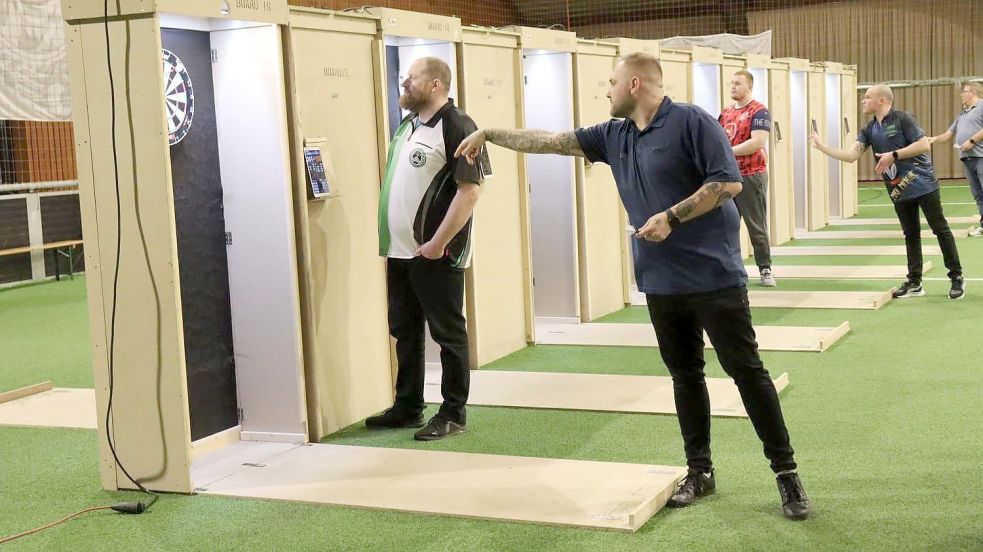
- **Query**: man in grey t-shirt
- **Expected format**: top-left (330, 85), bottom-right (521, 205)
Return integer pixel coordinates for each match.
top-left (929, 82), bottom-right (983, 236)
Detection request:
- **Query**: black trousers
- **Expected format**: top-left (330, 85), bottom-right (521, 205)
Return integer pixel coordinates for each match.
top-left (387, 257), bottom-right (469, 424)
top-left (893, 189), bottom-right (962, 281)
top-left (646, 285), bottom-right (796, 474)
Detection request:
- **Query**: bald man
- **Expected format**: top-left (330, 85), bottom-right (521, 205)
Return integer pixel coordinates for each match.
top-left (367, 57), bottom-right (491, 441)
top-left (928, 82), bottom-right (983, 236)
top-left (456, 52), bottom-right (811, 521)
top-left (811, 84), bottom-right (964, 300)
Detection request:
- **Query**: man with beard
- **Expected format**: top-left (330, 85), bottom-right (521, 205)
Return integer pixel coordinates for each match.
top-left (366, 57), bottom-right (490, 440)
top-left (454, 52), bottom-right (811, 521)
top-left (811, 84), bottom-right (965, 300)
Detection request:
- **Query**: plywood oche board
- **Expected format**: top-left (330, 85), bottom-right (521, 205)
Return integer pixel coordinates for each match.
top-left (534, 322), bottom-right (850, 352)
top-left (192, 441), bottom-right (687, 532)
top-left (0, 381), bottom-right (53, 404)
top-left (771, 245), bottom-right (941, 256)
top-left (745, 263), bottom-right (932, 279)
top-left (424, 369), bottom-right (790, 418)
top-left (795, 230), bottom-right (970, 239)
top-left (829, 216), bottom-right (978, 226)
top-left (631, 289), bottom-right (893, 310)
top-left (0, 388), bottom-right (96, 429)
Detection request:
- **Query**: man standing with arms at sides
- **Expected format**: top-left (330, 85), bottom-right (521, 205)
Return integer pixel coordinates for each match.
top-left (455, 52), bottom-right (811, 521)
top-left (928, 82), bottom-right (983, 237)
top-left (811, 84), bottom-right (965, 300)
top-left (366, 57), bottom-right (490, 440)
top-left (719, 70), bottom-right (776, 286)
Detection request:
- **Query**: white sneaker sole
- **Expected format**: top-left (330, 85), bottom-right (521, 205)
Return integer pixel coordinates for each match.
top-left (893, 290), bottom-right (925, 298)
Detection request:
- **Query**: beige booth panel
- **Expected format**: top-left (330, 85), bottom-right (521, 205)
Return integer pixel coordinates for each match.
top-left (841, 69), bottom-right (859, 218)
top-left (659, 51), bottom-right (691, 103)
top-left (605, 38), bottom-right (660, 57)
top-left (807, 68), bottom-right (829, 230)
top-left (66, 17), bottom-right (194, 493)
top-left (574, 44), bottom-right (625, 321)
top-left (63, 0), bottom-right (288, 22)
top-left (458, 32), bottom-right (532, 366)
top-left (768, 63), bottom-right (795, 245)
top-left (285, 10), bottom-right (394, 439)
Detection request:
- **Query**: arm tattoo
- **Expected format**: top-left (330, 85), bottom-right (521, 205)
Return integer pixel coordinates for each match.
top-left (485, 129), bottom-right (584, 156)
top-left (673, 182), bottom-right (738, 222)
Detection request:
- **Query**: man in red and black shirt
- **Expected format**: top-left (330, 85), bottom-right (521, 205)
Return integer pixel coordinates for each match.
top-left (718, 70), bottom-right (775, 286)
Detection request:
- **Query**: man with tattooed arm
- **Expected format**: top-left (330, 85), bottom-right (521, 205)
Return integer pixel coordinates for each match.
top-left (455, 52), bottom-right (810, 521)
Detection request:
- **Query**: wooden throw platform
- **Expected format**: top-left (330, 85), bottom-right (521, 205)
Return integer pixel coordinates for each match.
top-left (631, 289), bottom-right (893, 310)
top-left (534, 322), bottom-right (850, 352)
top-left (795, 230), bottom-right (970, 239)
top-left (746, 263), bottom-right (932, 280)
top-left (0, 387), bottom-right (96, 429)
top-left (424, 369), bottom-right (789, 418)
top-left (770, 245), bottom-right (941, 256)
top-left (192, 442), bottom-right (687, 532)
top-left (829, 216), bottom-right (977, 226)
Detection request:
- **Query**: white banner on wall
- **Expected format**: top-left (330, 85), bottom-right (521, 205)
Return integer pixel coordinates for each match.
top-left (0, 0), bottom-right (72, 121)
top-left (659, 30), bottom-right (773, 57)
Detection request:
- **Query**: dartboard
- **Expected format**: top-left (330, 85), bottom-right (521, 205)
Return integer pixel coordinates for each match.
top-left (162, 49), bottom-right (195, 146)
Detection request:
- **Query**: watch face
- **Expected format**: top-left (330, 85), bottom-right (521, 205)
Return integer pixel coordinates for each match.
top-left (162, 49), bottom-right (195, 146)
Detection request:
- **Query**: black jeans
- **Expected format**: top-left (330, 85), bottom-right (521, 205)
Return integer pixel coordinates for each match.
top-left (387, 257), bottom-right (470, 424)
top-left (893, 189), bottom-right (962, 281)
top-left (646, 285), bottom-right (796, 474)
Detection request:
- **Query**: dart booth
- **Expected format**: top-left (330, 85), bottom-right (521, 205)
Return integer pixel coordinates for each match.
top-left (62, 0), bottom-right (311, 493)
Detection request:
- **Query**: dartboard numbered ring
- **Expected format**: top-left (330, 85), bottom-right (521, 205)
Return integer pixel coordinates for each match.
top-left (162, 49), bottom-right (195, 146)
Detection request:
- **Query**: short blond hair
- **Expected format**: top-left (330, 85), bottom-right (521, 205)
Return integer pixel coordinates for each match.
top-left (734, 70), bottom-right (754, 88)
top-left (963, 82), bottom-right (983, 98)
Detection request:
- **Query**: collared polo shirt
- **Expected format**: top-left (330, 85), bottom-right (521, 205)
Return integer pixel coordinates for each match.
top-left (949, 101), bottom-right (983, 159)
top-left (857, 109), bottom-right (937, 202)
top-left (575, 96), bottom-right (747, 295)
top-left (378, 99), bottom-right (489, 269)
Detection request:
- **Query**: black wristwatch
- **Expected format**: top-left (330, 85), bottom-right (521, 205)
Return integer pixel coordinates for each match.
top-left (665, 208), bottom-right (681, 229)
top-left (892, 150), bottom-right (899, 160)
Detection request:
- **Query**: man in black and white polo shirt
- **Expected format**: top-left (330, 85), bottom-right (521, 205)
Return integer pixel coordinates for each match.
top-left (367, 57), bottom-right (490, 441)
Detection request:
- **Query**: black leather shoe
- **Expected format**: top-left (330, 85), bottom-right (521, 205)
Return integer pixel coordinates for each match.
top-left (776, 472), bottom-right (812, 520)
top-left (413, 415), bottom-right (466, 441)
top-left (365, 407), bottom-right (424, 429)
top-left (949, 276), bottom-right (966, 300)
top-left (667, 470), bottom-right (716, 508)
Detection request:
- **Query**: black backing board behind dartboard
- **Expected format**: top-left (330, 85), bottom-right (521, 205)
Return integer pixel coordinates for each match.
top-left (161, 28), bottom-right (238, 441)
top-left (386, 46), bottom-right (402, 139)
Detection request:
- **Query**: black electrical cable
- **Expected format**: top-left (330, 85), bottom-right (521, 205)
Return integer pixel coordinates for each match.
top-left (101, 0), bottom-right (159, 513)
top-left (0, 4), bottom-right (160, 544)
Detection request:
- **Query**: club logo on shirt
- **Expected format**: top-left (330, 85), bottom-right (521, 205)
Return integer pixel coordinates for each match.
top-left (723, 122), bottom-right (738, 140)
top-left (409, 148), bottom-right (427, 168)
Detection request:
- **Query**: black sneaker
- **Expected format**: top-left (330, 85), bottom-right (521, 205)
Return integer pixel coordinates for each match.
top-left (892, 280), bottom-right (924, 298)
top-left (776, 472), bottom-right (811, 521)
top-left (667, 470), bottom-right (716, 508)
top-left (949, 276), bottom-right (966, 300)
top-left (413, 415), bottom-right (466, 441)
top-left (365, 407), bottom-right (424, 429)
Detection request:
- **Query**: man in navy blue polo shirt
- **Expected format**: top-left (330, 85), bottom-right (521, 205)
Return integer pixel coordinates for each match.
top-left (811, 84), bottom-right (965, 299)
top-left (455, 52), bottom-right (810, 521)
